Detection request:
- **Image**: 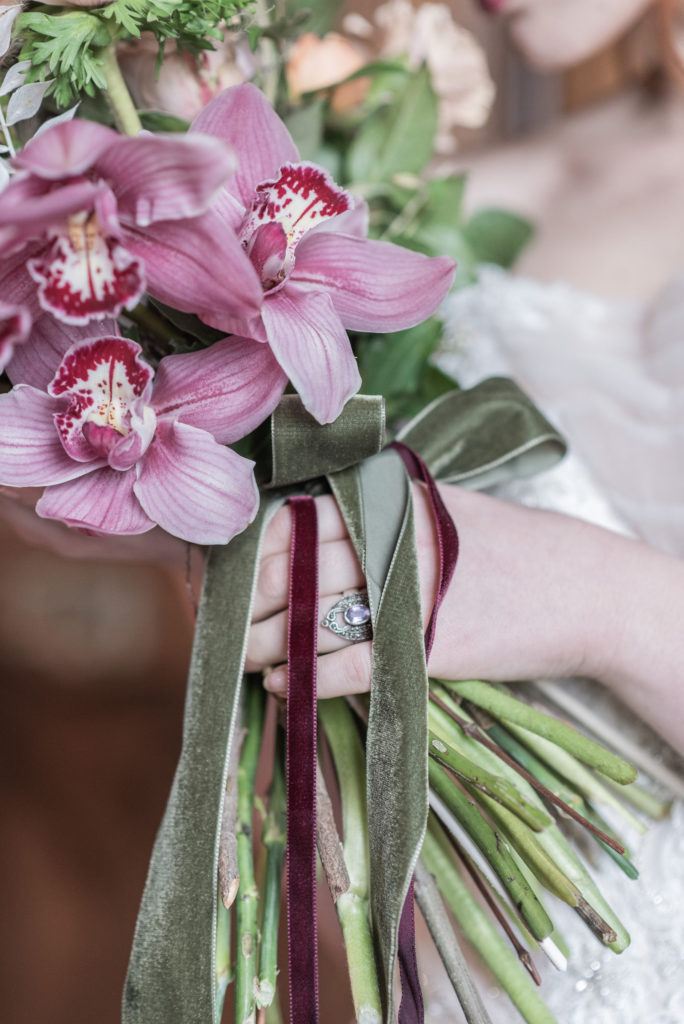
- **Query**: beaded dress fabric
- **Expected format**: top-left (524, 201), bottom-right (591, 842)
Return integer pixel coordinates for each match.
top-left (420, 267), bottom-right (684, 1024)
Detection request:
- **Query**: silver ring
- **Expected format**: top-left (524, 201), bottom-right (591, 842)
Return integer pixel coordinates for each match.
top-left (321, 592), bottom-right (372, 643)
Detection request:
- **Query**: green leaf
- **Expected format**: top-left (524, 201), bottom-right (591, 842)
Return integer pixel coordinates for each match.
top-left (149, 300), bottom-right (226, 346)
top-left (357, 317), bottom-right (442, 398)
top-left (463, 208), bottom-right (534, 269)
top-left (283, 100), bottom-right (324, 161)
top-left (346, 65), bottom-right (438, 185)
top-left (423, 174), bottom-right (467, 232)
top-left (390, 228), bottom-right (478, 290)
top-left (139, 110), bottom-right (191, 133)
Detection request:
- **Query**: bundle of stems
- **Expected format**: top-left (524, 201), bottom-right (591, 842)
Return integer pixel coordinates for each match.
top-left (216, 674), bottom-right (675, 1024)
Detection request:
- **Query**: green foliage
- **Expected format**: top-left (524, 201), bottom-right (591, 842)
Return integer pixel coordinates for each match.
top-left (15, 0), bottom-right (255, 107)
top-left (463, 208), bottom-right (534, 268)
top-left (354, 318), bottom-right (457, 427)
top-left (346, 65), bottom-right (438, 184)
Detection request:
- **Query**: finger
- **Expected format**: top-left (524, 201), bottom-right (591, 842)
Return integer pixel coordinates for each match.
top-left (253, 538), bottom-right (364, 622)
top-left (246, 590), bottom-right (368, 670)
top-left (263, 641), bottom-right (372, 699)
top-left (261, 494), bottom-right (349, 558)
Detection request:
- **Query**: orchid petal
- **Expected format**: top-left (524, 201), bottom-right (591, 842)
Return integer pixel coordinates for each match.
top-left (152, 337), bottom-right (287, 443)
top-left (134, 420), bottom-right (259, 544)
top-left (0, 302), bottom-right (30, 373)
top-left (36, 466), bottom-right (155, 536)
top-left (12, 118), bottom-right (117, 180)
top-left (95, 132), bottom-right (237, 228)
top-left (306, 196), bottom-right (370, 239)
top-left (293, 233), bottom-right (456, 332)
top-left (262, 286), bottom-right (360, 424)
top-left (124, 209), bottom-right (263, 319)
top-left (0, 178), bottom-right (104, 247)
top-left (191, 83), bottom-right (299, 207)
top-left (6, 315), bottom-right (118, 390)
top-left (0, 385), bottom-right (104, 486)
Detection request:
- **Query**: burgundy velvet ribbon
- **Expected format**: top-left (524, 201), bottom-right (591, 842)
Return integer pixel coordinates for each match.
top-left (389, 441), bottom-right (460, 1024)
top-left (286, 495), bottom-right (319, 1024)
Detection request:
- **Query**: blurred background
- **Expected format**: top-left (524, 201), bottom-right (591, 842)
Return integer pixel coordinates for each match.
top-left (3, 2), bottom-right (684, 1022)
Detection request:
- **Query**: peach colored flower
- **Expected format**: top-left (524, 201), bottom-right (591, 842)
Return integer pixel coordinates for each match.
top-left (286, 32), bottom-right (369, 113)
top-left (346, 0), bottom-right (495, 154)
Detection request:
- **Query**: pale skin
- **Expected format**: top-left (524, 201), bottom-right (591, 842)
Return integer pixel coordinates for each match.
top-left (248, 483), bottom-right (684, 756)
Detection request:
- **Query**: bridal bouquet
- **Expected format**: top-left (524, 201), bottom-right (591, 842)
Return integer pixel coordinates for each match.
top-left (0, 5), bottom-right (674, 1024)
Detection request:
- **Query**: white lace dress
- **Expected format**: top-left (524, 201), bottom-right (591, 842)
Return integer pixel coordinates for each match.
top-left (418, 267), bottom-right (684, 1024)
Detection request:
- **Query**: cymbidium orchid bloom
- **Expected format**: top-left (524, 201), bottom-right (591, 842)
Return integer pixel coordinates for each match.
top-left (0, 333), bottom-right (287, 543)
top-left (192, 83), bottom-right (456, 424)
top-left (0, 117), bottom-right (262, 328)
top-left (0, 302), bottom-right (30, 373)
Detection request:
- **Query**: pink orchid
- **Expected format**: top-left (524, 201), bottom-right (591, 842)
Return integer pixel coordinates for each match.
top-left (0, 117), bottom-right (263, 328)
top-left (192, 84), bottom-right (456, 424)
top-left (0, 302), bottom-right (30, 373)
top-left (0, 333), bottom-right (287, 543)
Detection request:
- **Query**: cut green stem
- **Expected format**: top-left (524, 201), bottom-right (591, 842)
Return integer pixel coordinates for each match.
top-left (428, 759), bottom-right (553, 942)
top-left (443, 680), bottom-right (636, 784)
top-left (428, 730), bottom-right (550, 831)
top-left (422, 821), bottom-right (559, 1024)
top-left (256, 724), bottom-right (286, 1010)
top-left (235, 677), bottom-right (267, 1024)
top-left (319, 698), bottom-right (382, 1024)
top-left (413, 857), bottom-right (493, 1024)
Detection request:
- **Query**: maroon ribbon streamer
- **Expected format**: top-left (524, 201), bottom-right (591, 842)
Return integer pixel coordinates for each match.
top-left (286, 495), bottom-right (319, 1024)
top-left (389, 441), bottom-right (460, 1024)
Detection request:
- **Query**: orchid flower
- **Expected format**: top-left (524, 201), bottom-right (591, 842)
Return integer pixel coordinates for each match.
top-left (192, 83), bottom-right (456, 424)
top-left (0, 333), bottom-right (287, 543)
top-left (0, 302), bottom-right (30, 373)
top-left (0, 117), bottom-right (262, 328)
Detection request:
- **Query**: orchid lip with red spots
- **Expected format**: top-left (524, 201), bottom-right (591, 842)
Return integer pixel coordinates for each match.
top-left (0, 334), bottom-right (287, 543)
top-left (192, 83), bottom-right (457, 425)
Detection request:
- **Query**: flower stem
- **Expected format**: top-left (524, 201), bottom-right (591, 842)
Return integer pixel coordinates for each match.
top-left (422, 821), bottom-right (559, 1024)
top-left (318, 698), bottom-right (382, 1024)
top-left (235, 677), bottom-right (267, 1024)
top-left (443, 680), bottom-right (637, 784)
top-left (413, 857), bottom-right (493, 1024)
top-left (99, 43), bottom-right (142, 136)
top-left (428, 730), bottom-right (550, 831)
top-left (256, 724), bottom-right (286, 1010)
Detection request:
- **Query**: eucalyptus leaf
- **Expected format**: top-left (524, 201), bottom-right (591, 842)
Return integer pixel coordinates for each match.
top-left (34, 102), bottom-right (80, 136)
top-left (6, 79), bottom-right (53, 125)
top-left (463, 208), bottom-right (534, 269)
top-left (0, 5), bottom-right (20, 61)
top-left (346, 65), bottom-right (438, 185)
top-left (0, 60), bottom-right (30, 98)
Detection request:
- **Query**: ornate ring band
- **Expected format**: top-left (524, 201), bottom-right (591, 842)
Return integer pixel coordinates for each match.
top-left (320, 592), bottom-right (372, 643)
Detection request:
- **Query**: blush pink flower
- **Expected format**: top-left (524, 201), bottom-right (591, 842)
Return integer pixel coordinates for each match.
top-left (0, 117), bottom-right (263, 328)
top-left (0, 333), bottom-right (287, 543)
top-left (0, 302), bottom-right (30, 373)
top-left (192, 84), bottom-right (456, 424)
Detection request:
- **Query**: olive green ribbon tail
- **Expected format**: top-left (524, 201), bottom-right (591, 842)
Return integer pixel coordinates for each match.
top-left (122, 378), bottom-right (566, 1024)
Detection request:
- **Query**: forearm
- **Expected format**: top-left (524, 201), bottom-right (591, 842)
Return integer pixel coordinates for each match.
top-left (431, 486), bottom-right (684, 753)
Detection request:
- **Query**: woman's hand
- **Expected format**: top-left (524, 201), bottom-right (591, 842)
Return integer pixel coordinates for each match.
top-left (248, 483), bottom-right (684, 755)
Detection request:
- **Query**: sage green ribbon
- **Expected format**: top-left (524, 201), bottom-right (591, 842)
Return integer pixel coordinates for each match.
top-left (122, 378), bottom-right (566, 1024)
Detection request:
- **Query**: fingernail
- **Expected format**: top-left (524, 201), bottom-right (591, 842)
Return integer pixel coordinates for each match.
top-left (264, 667), bottom-right (286, 693)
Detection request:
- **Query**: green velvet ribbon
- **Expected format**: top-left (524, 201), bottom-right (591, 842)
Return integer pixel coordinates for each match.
top-left (123, 378), bottom-right (566, 1024)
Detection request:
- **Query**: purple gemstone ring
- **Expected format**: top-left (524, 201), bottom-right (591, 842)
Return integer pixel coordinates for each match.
top-left (320, 592), bottom-right (372, 643)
